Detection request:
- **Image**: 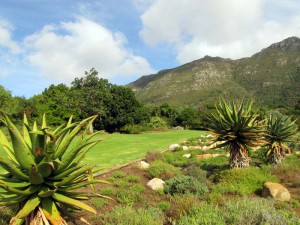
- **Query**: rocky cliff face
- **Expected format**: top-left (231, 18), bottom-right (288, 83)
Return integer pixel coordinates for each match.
top-left (127, 37), bottom-right (300, 107)
top-left (268, 37), bottom-right (300, 51)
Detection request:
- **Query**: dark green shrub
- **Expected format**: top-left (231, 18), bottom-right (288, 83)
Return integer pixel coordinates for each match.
top-left (164, 175), bottom-right (208, 199)
top-left (148, 160), bottom-right (181, 180)
top-left (100, 206), bottom-right (165, 225)
top-left (186, 164), bottom-right (208, 184)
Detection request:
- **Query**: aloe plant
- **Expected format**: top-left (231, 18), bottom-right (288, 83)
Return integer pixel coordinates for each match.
top-left (208, 99), bottom-right (264, 168)
top-left (0, 112), bottom-right (108, 224)
top-left (265, 113), bottom-right (298, 165)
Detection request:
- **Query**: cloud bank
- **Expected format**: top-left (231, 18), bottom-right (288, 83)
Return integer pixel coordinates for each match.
top-left (140, 0), bottom-right (300, 63)
top-left (23, 17), bottom-right (155, 83)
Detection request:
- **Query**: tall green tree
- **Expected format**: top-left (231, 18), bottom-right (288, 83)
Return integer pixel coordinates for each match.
top-left (31, 84), bottom-right (75, 125)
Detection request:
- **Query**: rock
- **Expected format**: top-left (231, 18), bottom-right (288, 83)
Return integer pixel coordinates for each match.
top-left (173, 126), bottom-right (184, 130)
top-left (169, 144), bottom-right (180, 151)
top-left (182, 154), bottom-right (191, 158)
top-left (147, 178), bottom-right (165, 191)
top-left (295, 151), bottom-right (300, 155)
top-left (262, 182), bottom-right (291, 202)
top-left (196, 154), bottom-right (221, 160)
top-left (182, 146), bottom-right (189, 151)
top-left (137, 161), bottom-right (150, 170)
top-left (188, 146), bottom-right (202, 150)
top-left (202, 146), bottom-right (209, 151)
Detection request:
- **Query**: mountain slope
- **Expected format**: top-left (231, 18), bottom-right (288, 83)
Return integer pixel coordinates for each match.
top-left (127, 37), bottom-right (300, 108)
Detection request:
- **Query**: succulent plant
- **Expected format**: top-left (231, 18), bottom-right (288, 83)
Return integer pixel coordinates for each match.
top-left (265, 113), bottom-right (298, 165)
top-left (0, 112), bottom-right (108, 224)
top-left (208, 98), bottom-right (264, 168)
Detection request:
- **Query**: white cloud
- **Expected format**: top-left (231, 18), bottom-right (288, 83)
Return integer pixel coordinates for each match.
top-left (140, 0), bottom-right (300, 63)
top-left (0, 19), bottom-right (20, 54)
top-left (24, 17), bottom-right (155, 83)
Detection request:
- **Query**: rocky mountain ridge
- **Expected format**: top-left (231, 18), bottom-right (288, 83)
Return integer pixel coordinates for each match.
top-left (127, 37), bottom-right (300, 108)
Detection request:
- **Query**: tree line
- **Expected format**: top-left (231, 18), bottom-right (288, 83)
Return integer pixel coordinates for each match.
top-left (1, 68), bottom-right (299, 133)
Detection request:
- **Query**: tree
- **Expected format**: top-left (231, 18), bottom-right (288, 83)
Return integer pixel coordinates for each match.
top-left (175, 107), bottom-right (202, 129)
top-left (264, 113), bottom-right (298, 165)
top-left (208, 99), bottom-right (264, 168)
top-left (102, 85), bottom-right (149, 133)
top-left (70, 68), bottom-right (149, 132)
top-left (31, 84), bottom-right (75, 125)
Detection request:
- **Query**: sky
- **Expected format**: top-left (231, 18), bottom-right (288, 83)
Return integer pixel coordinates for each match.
top-left (0, 0), bottom-right (299, 98)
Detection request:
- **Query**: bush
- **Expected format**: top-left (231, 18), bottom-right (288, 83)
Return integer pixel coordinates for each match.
top-left (177, 198), bottom-right (300, 225)
top-left (147, 116), bottom-right (168, 130)
top-left (168, 194), bottom-right (199, 219)
top-left (157, 201), bottom-right (171, 212)
top-left (185, 164), bottom-right (208, 184)
top-left (210, 167), bottom-right (279, 196)
top-left (148, 160), bottom-right (181, 180)
top-left (145, 151), bottom-right (164, 163)
top-left (100, 206), bottom-right (165, 225)
top-left (223, 198), bottom-right (300, 225)
top-left (101, 187), bottom-right (116, 196)
top-left (120, 124), bottom-right (150, 134)
top-left (177, 202), bottom-right (225, 225)
top-left (164, 175), bottom-right (209, 199)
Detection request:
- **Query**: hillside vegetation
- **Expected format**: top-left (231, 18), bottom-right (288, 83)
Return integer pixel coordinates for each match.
top-left (127, 37), bottom-right (300, 109)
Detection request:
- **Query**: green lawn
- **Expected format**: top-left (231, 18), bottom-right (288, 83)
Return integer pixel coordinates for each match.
top-left (0, 130), bottom-right (203, 173)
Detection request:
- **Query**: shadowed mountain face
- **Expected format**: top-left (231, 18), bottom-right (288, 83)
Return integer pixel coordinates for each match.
top-left (127, 37), bottom-right (300, 108)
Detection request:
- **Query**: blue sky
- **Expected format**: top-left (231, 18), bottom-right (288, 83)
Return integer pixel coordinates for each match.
top-left (0, 0), bottom-right (299, 98)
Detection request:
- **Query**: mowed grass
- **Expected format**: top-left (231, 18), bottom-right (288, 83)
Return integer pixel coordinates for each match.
top-left (0, 130), bottom-right (203, 173)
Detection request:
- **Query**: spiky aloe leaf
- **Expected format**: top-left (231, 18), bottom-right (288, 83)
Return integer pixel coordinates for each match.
top-left (14, 195), bottom-right (40, 219)
top-left (52, 192), bottom-right (96, 214)
top-left (41, 198), bottom-right (64, 225)
top-left (1, 112), bottom-right (36, 170)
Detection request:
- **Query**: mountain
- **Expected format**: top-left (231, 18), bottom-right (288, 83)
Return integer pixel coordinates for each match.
top-left (127, 37), bottom-right (300, 108)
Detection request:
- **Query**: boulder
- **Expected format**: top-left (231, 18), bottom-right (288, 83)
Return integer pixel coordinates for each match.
top-left (196, 154), bottom-right (221, 160)
top-left (182, 146), bottom-right (189, 151)
top-left (137, 161), bottom-right (150, 170)
top-left (188, 146), bottom-right (202, 150)
top-left (262, 182), bottom-right (291, 202)
top-left (182, 154), bottom-right (191, 158)
top-left (169, 144), bottom-right (180, 151)
top-left (147, 178), bottom-right (165, 190)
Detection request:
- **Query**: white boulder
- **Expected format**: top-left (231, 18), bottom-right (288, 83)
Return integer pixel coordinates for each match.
top-left (147, 178), bottom-right (165, 191)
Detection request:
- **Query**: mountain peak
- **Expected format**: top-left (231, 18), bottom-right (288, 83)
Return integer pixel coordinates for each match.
top-left (268, 36), bottom-right (300, 51)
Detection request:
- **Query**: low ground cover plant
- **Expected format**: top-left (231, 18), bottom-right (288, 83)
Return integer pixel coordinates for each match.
top-left (147, 160), bottom-right (181, 180)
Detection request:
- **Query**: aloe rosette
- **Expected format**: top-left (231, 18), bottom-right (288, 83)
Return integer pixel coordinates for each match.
top-left (265, 113), bottom-right (298, 165)
top-left (208, 98), bottom-right (265, 168)
top-left (0, 113), bottom-right (108, 225)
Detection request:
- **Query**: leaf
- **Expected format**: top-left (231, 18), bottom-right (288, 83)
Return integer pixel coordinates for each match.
top-left (15, 195), bottom-right (40, 218)
top-left (52, 192), bottom-right (96, 214)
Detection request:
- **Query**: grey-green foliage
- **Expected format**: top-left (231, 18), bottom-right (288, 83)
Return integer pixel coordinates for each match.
top-left (100, 206), bottom-right (165, 225)
top-left (164, 175), bottom-right (208, 199)
top-left (177, 198), bottom-right (300, 225)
